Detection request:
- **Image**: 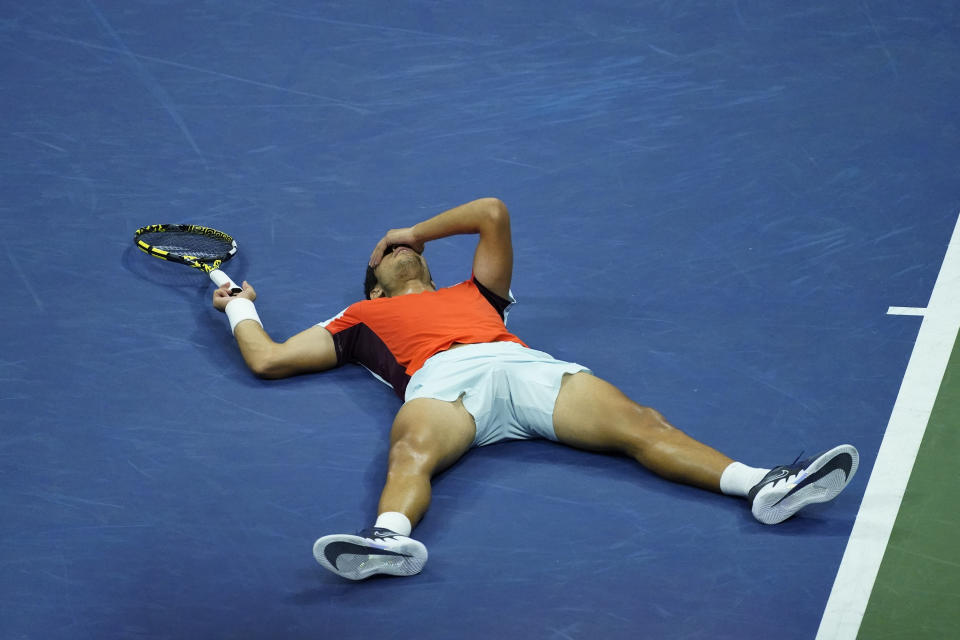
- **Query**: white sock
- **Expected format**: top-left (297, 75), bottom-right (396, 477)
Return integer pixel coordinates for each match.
top-left (720, 462), bottom-right (771, 497)
top-left (375, 511), bottom-right (412, 536)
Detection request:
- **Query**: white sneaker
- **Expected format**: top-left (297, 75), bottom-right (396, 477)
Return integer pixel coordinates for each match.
top-left (749, 445), bottom-right (859, 525)
top-left (313, 527), bottom-right (428, 580)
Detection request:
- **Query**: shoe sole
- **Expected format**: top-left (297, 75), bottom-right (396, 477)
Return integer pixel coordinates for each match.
top-left (312, 534), bottom-right (428, 580)
top-left (752, 444), bottom-right (860, 525)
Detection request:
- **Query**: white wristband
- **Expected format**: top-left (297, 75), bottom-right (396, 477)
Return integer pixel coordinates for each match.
top-left (225, 298), bottom-right (263, 335)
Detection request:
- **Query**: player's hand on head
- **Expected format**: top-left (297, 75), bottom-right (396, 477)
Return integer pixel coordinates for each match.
top-left (369, 227), bottom-right (424, 268)
top-left (212, 280), bottom-right (256, 312)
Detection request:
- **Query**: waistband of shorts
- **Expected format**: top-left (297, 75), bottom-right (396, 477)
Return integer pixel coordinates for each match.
top-left (424, 341), bottom-right (531, 365)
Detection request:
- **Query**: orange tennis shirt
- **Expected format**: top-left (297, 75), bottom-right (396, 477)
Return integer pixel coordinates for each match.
top-left (319, 276), bottom-right (527, 398)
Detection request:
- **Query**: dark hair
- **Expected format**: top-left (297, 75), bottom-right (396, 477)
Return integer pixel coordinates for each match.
top-left (364, 264), bottom-right (378, 299)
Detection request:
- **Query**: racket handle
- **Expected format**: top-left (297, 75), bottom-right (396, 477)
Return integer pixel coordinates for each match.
top-left (209, 269), bottom-right (243, 294)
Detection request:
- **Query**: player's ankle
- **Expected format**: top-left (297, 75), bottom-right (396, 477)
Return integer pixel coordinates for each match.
top-left (375, 511), bottom-right (413, 536)
top-left (719, 462), bottom-right (770, 497)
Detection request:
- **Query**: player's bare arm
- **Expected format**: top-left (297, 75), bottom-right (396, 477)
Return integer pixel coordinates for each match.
top-left (369, 197), bottom-right (513, 299)
top-left (212, 281), bottom-right (337, 378)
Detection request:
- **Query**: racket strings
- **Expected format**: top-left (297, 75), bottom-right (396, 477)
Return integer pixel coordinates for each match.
top-left (140, 231), bottom-right (233, 260)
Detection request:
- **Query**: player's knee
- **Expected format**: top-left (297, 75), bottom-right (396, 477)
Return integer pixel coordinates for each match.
top-left (636, 405), bottom-right (671, 430)
top-left (623, 404), bottom-right (675, 453)
top-left (387, 425), bottom-right (438, 475)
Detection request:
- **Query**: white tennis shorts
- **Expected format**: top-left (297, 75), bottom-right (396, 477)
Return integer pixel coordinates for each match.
top-left (404, 342), bottom-right (591, 447)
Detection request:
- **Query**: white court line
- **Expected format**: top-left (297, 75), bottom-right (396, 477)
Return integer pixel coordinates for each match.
top-left (817, 212), bottom-right (960, 639)
top-left (886, 306), bottom-right (925, 317)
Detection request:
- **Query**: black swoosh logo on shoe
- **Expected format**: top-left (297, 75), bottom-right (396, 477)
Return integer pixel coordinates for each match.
top-left (772, 453), bottom-right (853, 506)
top-left (747, 467), bottom-right (791, 502)
top-left (324, 541), bottom-right (410, 568)
top-left (766, 468), bottom-right (791, 483)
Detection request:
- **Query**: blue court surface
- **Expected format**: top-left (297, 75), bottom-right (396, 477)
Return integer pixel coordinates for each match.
top-left (1, 2), bottom-right (957, 639)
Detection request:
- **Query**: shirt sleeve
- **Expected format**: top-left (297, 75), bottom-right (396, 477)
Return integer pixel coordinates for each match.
top-left (317, 304), bottom-right (362, 365)
top-left (319, 306), bottom-right (351, 332)
top-left (472, 276), bottom-right (516, 322)
top-left (316, 301), bottom-right (409, 396)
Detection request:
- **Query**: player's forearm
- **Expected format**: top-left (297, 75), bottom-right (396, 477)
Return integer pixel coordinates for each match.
top-left (412, 198), bottom-right (508, 244)
top-left (233, 320), bottom-right (281, 377)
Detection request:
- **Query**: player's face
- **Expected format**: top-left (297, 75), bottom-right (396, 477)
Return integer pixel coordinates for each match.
top-left (375, 245), bottom-right (432, 295)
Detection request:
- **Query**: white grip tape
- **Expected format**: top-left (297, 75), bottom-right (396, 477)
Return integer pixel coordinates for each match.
top-left (225, 298), bottom-right (262, 334)
top-left (209, 269), bottom-right (241, 291)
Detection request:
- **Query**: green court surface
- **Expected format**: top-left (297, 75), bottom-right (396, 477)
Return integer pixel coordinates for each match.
top-left (858, 327), bottom-right (960, 639)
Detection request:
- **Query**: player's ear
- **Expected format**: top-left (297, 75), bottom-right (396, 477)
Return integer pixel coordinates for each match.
top-left (369, 285), bottom-right (385, 299)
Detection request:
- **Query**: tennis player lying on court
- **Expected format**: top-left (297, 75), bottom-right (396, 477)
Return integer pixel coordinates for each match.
top-left (212, 198), bottom-right (859, 581)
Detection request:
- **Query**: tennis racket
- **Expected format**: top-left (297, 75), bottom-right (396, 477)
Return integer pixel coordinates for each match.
top-left (134, 224), bottom-right (243, 293)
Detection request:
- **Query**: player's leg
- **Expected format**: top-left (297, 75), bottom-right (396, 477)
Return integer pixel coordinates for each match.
top-left (551, 372), bottom-right (859, 523)
top-left (378, 396), bottom-right (477, 527)
top-left (552, 371), bottom-right (733, 491)
top-left (313, 396), bottom-right (475, 580)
